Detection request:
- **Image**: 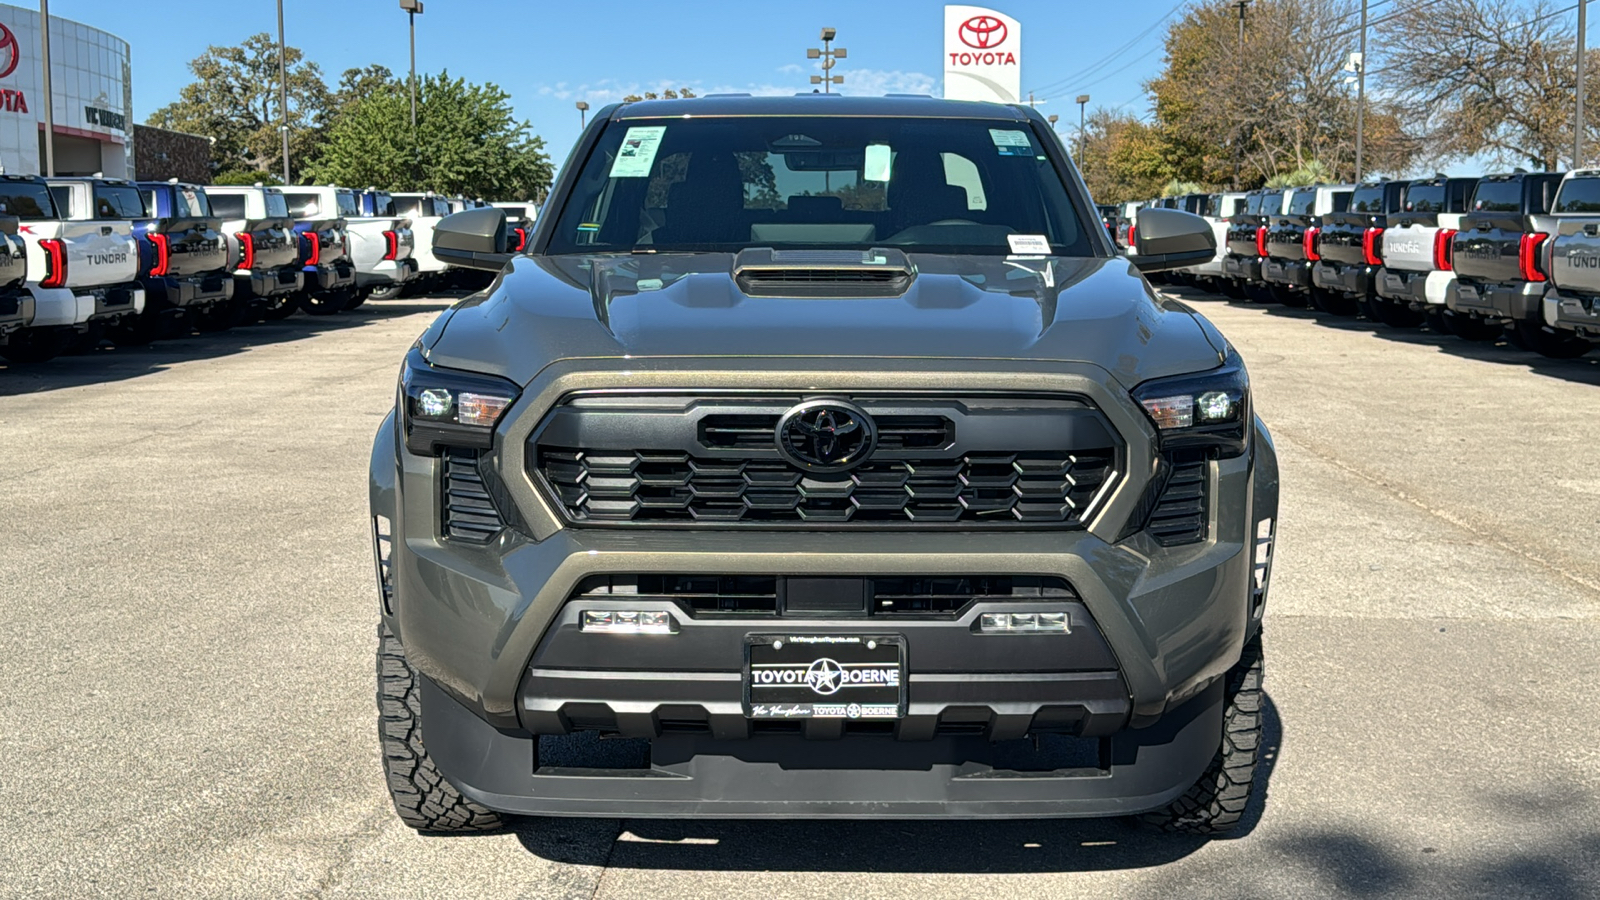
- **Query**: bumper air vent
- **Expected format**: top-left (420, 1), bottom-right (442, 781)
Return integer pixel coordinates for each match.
top-left (570, 574), bottom-right (1078, 618)
top-left (1145, 452), bottom-right (1208, 546)
top-left (732, 247), bottom-right (913, 297)
top-left (441, 449), bottom-right (505, 542)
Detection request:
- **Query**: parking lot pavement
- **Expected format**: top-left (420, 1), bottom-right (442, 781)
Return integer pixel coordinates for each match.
top-left (2, 292), bottom-right (1598, 900)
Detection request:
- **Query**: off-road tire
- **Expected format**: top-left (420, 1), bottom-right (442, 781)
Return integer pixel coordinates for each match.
top-left (1512, 319), bottom-right (1593, 359)
top-left (344, 289), bottom-right (369, 311)
top-left (300, 291), bottom-right (347, 316)
top-left (366, 283), bottom-right (404, 302)
top-left (1441, 310), bottom-right (1502, 342)
top-left (1, 326), bottom-right (74, 363)
top-left (261, 296), bottom-right (298, 321)
top-left (377, 623), bottom-right (504, 834)
top-left (1372, 297), bottom-right (1425, 328)
top-left (1139, 633), bottom-right (1264, 835)
top-left (1311, 288), bottom-right (1359, 316)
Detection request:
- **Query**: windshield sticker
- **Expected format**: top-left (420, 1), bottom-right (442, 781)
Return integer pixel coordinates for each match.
top-left (577, 222), bottom-right (601, 232)
top-left (863, 144), bottom-right (893, 182)
top-left (989, 129), bottom-right (1034, 157)
top-left (609, 126), bottom-right (667, 178)
top-left (1007, 234), bottom-right (1051, 255)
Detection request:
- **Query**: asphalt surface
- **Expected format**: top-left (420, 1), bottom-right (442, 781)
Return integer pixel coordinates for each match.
top-left (2, 290), bottom-right (1598, 899)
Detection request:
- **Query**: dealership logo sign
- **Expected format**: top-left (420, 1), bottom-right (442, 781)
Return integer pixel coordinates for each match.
top-left (958, 15), bottom-right (1007, 49)
top-left (0, 23), bottom-right (18, 80)
top-left (943, 5), bottom-right (1022, 103)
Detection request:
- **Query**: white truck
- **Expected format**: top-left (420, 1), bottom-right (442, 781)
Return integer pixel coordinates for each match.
top-left (0, 173), bottom-right (141, 363)
top-left (282, 185), bottom-right (415, 306)
top-left (1184, 191), bottom-right (1247, 294)
top-left (203, 185), bottom-right (305, 324)
top-left (1374, 176), bottom-right (1479, 335)
top-left (392, 192), bottom-right (453, 293)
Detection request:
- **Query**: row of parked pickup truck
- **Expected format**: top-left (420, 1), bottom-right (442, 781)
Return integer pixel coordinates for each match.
top-left (0, 174), bottom-right (537, 364)
top-left (1103, 170), bottom-right (1600, 359)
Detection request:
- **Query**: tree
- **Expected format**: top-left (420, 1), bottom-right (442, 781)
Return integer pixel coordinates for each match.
top-left (1078, 110), bottom-right (1168, 203)
top-left (620, 88), bottom-right (698, 102)
top-left (330, 65), bottom-right (398, 124)
top-left (146, 34), bottom-right (331, 181)
top-left (1379, 0), bottom-right (1584, 170)
top-left (307, 71), bottom-right (554, 199)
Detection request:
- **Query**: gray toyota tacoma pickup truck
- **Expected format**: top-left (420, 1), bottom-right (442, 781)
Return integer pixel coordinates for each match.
top-left (368, 95), bottom-right (1279, 834)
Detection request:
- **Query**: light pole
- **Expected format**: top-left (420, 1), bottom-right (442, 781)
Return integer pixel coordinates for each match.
top-left (1579, 0), bottom-right (1589, 167)
top-left (806, 28), bottom-right (846, 92)
top-left (400, 0), bottom-right (423, 140)
top-left (39, 0), bottom-right (53, 176)
top-left (1232, 0), bottom-right (1251, 188)
top-left (1076, 94), bottom-right (1090, 166)
top-left (1355, 0), bottom-right (1367, 181)
top-left (1047, 114), bottom-right (1059, 131)
top-left (576, 101), bottom-right (589, 128)
top-left (276, 0), bottom-right (290, 184)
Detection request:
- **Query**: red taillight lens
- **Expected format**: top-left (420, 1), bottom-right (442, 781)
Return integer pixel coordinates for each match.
top-left (1433, 229), bottom-right (1456, 272)
top-left (1303, 226), bottom-right (1321, 261)
top-left (303, 232), bottom-right (321, 266)
top-left (1255, 226), bottom-right (1268, 257)
top-left (342, 233), bottom-right (351, 260)
top-left (1128, 224), bottom-right (1138, 252)
top-left (513, 226), bottom-right (527, 252)
top-left (1362, 227), bottom-right (1385, 266)
top-left (39, 238), bottom-right (67, 289)
top-left (148, 233), bottom-right (171, 277)
top-left (1518, 232), bottom-right (1549, 282)
top-left (382, 230), bottom-right (398, 261)
top-left (237, 233), bottom-right (255, 271)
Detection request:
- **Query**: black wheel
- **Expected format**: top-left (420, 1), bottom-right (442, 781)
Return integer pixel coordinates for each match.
top-left (1268, 284), bottom-right (1307, 308)
top-left (1139, 632), bottom-right (1264, 835)
top-left (1372, 297), bottom-right (1426, 328)
top-left (260, 294), bottom-right (298, 321)
top-left (300, 290), bottom-right (347, 316)
top-left (111, 311), bottom-right (166, 346)
top-left (1311, 288), bottom-right (1359, 316)
top-left (1220, 279), bottom-right (1246, 300)
top-left (377, 623), bottom-right (505, 834)
top-left (367, 283), bottom-right (404, 301)
top-left (1, 327), bottom-right (73, 363)
top-left (1441, 310), bottom-right (1503, 342)
top-left (194, 300), bottom-right (244, 333)
top-left (1512, 319), bottom-right (1594, 359)
top-left (1422, 306), bottom-right (1449, 333)
top-left (345, 289), bottom-right (369, 311)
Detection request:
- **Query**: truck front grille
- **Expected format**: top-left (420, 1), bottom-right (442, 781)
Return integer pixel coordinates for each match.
top-left (572, 574), bottom-right (1079, 617)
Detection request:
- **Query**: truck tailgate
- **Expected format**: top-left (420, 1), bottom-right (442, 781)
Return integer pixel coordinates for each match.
top-left (60, 221), bottom-right (138, 288)
top-left (1548, 219), bottom-right (1600, 297)
top-left (1452, 214), bottom-right (1524, 285)
top-left (149, 216), bottom-right (227, 278)
top-left (1381, 215), bottom-right (1441, 273)
top-left (1316, 214), bottom-right (1368, 267)
top-left (1225, 219), bottom-right (1261, 257)
top-left (1266, 215), bottom-right (1311, 261)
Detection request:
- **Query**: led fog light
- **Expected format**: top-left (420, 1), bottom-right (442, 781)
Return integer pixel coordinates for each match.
top-left (979, 611), bottom-right (1070, 633)
top-left (581, 610), bottom-right (675, 634)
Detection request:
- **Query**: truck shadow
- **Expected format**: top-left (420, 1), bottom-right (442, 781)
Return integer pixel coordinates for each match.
top-left (1166, 285), bottom-right (1600, 388)
top-left (505, 693), bottom-right (1284, 875)
top-left (0, 297), bottom-right (455, 396)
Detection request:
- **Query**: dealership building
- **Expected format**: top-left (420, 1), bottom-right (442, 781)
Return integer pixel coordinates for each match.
top-left (0, 3), bottom-right (132, 178)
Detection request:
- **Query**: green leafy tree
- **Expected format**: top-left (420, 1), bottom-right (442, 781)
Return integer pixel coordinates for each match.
top-left (1078, 110), bottom-right (1168, 203)
top-left (146, 34), bottom-right (331, 181)
top-left (308, 71), bottom-right (554, 199)
top-left (620, 87), bottom-right (698, 102)
top-left (212, 170), bottom-right (282, 186)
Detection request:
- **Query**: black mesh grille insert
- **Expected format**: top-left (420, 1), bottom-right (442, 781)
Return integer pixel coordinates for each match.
top-left (537, 449), bottom-right (1115, 527)
top-left (442, 449), bottom-right (505, 542)
top-left (1146, 453), bottom-right (1208, 546)
top-left (571, 574), bottom-right (1078, 617)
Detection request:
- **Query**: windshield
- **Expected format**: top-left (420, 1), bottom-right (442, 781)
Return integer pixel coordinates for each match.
top-left (1287, 189), bottom-right (1316, 215)
top-left (1350, 186), bottom-right (1386, 213)
top-left (1472, 180), bottom-right (1521, 213)
top-left (95, 185), bottom-right (147, 219)
top-left (175, 186), bottom-right (211, 217)
top-left (1404, 182), bottom-right (1445, 213)
top-left (1554, 177), bottom-right (1600, 213)
top-left (547, 116), bottom-right (1092, 256)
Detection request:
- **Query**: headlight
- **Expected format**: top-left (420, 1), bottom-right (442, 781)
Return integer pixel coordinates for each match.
top-left (399, 345), bottom-right (520, 456)
top-left (1131, 349), bottom-right (1250, 457)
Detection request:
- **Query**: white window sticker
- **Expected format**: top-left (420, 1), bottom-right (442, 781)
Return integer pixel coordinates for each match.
top-left (989, 129), bottom-right (1034, 157)
top-left (863, 143), bottom-right (893, 182)
top-left (1007, 234), bottom-right (1052, 255)
top-left (609, 126), bottom-right (667, 178)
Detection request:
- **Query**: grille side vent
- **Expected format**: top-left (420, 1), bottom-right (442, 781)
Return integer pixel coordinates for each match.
top-left (442, 449), bottom-right (505, 542)
top-left (1146, 453), bottom-right (1208, 546)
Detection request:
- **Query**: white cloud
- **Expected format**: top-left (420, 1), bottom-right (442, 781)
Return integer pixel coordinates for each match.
top-left (537, 70), bottom-right (941, 105)
top-left (776, 63), bottom-right (804, 75)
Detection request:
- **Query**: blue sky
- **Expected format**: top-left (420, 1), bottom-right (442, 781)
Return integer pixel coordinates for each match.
top-left (44, 0), bottom-right (1190, 162)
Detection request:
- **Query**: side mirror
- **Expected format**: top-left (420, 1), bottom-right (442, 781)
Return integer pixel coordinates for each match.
top-left (433, 208), bottom-right (513, 271)
top-left (1127, 208), bottom-right (1216, 273)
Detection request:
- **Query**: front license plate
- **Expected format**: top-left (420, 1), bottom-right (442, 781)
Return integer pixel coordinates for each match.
top-left (745, 634), bottom-right (905, 719)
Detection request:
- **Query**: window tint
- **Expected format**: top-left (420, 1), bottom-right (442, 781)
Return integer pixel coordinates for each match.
top-left (336, 191), bottom-right (360, 217)
top-left (49, 185), bottom-right (71, 216)
top-left (282, 192), bottom-right (321, 217)
top-left (209, 193), bottom-right (246, 218)
top-left (1404, 182), bottom-right (1445, 212)
top-left (1350, 187), bottom-right (1386, 213)
top-left (1554, 177), bottom-right (1600, 213)
top-left (432, 199), bottom-right (451, 217)
top-left (549, 116), bottom-right (1089, 256)
top-left (1287, 189), bottom-right (1316, 215)
top-left (94, 185), bottom-right (147, 218)
top-left (176, 187), bottom-right (211, 217)
top-left (497, 206), bottom-right (527, 217)
top-left (1329, 191), bottom-right (1350, 213)
top-left (369, 194), bottom-right (396, 216)
top-left (1472, 180), bottom-right (1522, 212)
top-left (140, 189), bottom-right (158, 215)
top-left (264, 191), bottom-right (289, 218)
top-left (0, 181), bottom-right (58, 219)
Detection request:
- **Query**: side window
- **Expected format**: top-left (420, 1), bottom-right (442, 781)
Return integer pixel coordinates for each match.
top-left (141, 190), bottom-right (159, 215)
top-left (940, 152), bottom-right (987, 211)
top-left (283, 193), bottom-right (321, 217)
top-left (49, 185), bottom-right (72, 216)
top-left (209, 194), bottom-right (246, 219)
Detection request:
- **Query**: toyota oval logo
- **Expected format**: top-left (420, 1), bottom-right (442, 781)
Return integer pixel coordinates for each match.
top-left (776, 399), bottom-right (877, 473)
top-left (959, 15), bottom-right (1008, 49)
top-left (0, 24), bottom-right (19, 80)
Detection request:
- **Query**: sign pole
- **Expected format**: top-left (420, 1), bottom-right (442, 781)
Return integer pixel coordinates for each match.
top-left (277, 0), bottom-right (290, 185)
top-left (39, 0), bottom-right (53, 176)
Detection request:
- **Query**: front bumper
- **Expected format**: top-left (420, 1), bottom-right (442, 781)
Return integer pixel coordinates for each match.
top-left (1221, 255), bottom-right (1261, 281)
top-left (1311, 260), bottom-right (1372, 296)
top-left (1261, 257), bottom-right (1311, 288)
top-left (235, 265), bottom-right (304, 300)
top-left (356, 257), bottom-right (417, 289)
top-left (1449, 280), bottom-right (1546, 322)
top-left (370, 359), bottom-right (1280, 818)
top-left (143, 272), bottom-right (234, 309)
top-left (304, 260), bottom-right (356, 292)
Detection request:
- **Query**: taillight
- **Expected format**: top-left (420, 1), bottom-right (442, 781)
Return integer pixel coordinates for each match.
top-left (148, 233), bottom-right (171, 277)
top-left (1128, 224), bottom-right (1138, 253)
top-left (303, 231), bottom-right (321, 266)
top-left (39, 238), bottom-right (67, 288)
top-left (237, 233), bottom-right (255, 270)
top-left (1255, 226), bottom-right (1268, 257)
top-left (342, 232), bottom-right (350, 260)
top-left (1433, 229), bottom-right (1456, 271)
top-left (1303, 226), bottom-right (1321, 261)
top-left (1362, 227), bottom-right (1385, 266)
top-left (1518, 232), bottom-right (1549, 282)
top-left (512, 227), bottom-right (527, 252)
top-left (382, 230), bottom-right (399, 261)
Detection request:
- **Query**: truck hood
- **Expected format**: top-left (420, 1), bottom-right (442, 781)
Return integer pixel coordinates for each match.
top-left (426, 252), bottom-right (1227, 389)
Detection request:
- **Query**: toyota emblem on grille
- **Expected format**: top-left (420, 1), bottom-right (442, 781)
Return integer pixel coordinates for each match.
top-left (777, 399), bottom-right (877, 472)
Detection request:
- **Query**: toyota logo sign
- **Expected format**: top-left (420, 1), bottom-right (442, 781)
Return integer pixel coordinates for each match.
top-left (959, 15), bottom-right (1007, 49)
top-left (0, 24), bottom-right (19, 80)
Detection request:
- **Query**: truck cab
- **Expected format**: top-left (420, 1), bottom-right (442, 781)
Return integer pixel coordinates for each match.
top-left (1187, 191), bottom-right (1247, 291)
top-left (1262, 184), bottom-right (1353, 304)
top-left (1448, 171), bottom-right (1563, 345)
top-left (1311, 179), bottom-right (1407, 320)
top-left (279, 186), bottom-right (359, 314)
top-left (1531, 170), bottom-right (1600, 357)
top-left (203, 185), bottom-right (305, 324)
top-left (2, 174), bottom-right (142, 362)
top-left (392, 192), bottom-right (453, 291)
top-left (99, 179), bottom-right (234, 342)
top-left (1222, 188), bottom-right (1285, 291)
top-left (293, 185), bottom-right (416, 303)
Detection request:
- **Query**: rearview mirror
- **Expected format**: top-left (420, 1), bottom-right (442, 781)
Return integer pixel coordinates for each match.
top-left (1127, 208), bottom-right (1215, 273)
top-left (433, 208), bottom-right (513, 271)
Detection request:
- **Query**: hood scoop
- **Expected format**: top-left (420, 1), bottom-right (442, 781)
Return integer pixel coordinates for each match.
top-left (733, 247), bottom-right (914, 297)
